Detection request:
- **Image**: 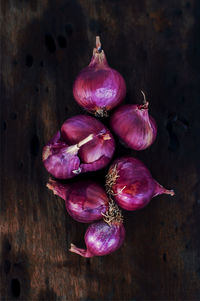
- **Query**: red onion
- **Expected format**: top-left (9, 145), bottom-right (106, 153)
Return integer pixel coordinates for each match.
top-left (42, 131), bottom-right (92, 179)
top-left (110, 91), bottom-right (157, 150)
top-left (42, 115), bottom-right (115, 178)
top-left (42, 131), bottom-right (80, 179)
top-left (47, 179), bottom-right (109, 223)
top-left (69, 201), bottom-right (125, 257)
top-left (106, 157), bottom-right (175, 211)
top-left (61, 115), bottom-right (115, 173)
top-left (73, 36), bottom-right (126, 117)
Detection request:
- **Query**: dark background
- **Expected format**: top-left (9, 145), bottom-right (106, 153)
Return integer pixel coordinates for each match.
top-left (1, 0), bottom-right (200, 300)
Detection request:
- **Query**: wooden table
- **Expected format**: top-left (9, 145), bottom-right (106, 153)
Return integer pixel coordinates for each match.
top-left (1, 0), bottom-right (200, 300)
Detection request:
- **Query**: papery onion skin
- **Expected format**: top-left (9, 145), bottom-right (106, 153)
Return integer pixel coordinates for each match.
top-left (106, 157), bottom-right (175, 211)
top-left (110, 96), bottom-right (157, 151)
top-left (42, 131), bottom-right (81, 179)
top-left (69, 220), bottom-right (125, 257)
top-left (73, 37), bottom-right (126, 117)
top-left (47, 179), bottom-right (109, 223)
top-left (61, 115), bottom-right (115, 171)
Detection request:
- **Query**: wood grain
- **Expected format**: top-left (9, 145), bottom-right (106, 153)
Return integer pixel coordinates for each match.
top-left (1, 0), bottom-right (200, 300)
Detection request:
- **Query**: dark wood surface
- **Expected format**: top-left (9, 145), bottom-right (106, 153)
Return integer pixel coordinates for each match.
top-left (1, 0), bottom-right (200, 300)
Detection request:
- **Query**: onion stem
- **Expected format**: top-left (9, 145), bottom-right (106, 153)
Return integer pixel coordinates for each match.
top-left (162, 188), bottom-right (175, 196)
top-left (139, 90), bottom-right (149, 109)
top-left (154, 181), bottom-right (175, 197)
top-left (66, 134), bottom-right (94, 155)
top-left (141, 90), bottom-right (147, 104)
top-left (96, 36), bottom-right (101, 52)
top-left (77, 133), bottom-right (94, 147)
top-left (69, 243), bottom-right (93, 258)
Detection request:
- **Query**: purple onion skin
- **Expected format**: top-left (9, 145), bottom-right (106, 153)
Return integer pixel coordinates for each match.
top-left (69, 221), bottom-right (125, 257)
top-left (47, 179), bottom-right (67, 200)
top-left (109, 157), bottom-right (174, 211)
top-left (73, 46), bottom-right (126, 115)
top-left (61, 115), bottom-right (115, 170)
top-left (110, 104), bottom-right (157, 151)
top-left (61, 115), bottom-right (109, 143)
top-left (42, 131), bottom-right (80, 179)
top-left (80, 156), bottom-right (112, 173)
top-left (47, 179), bottom-right (108, 223)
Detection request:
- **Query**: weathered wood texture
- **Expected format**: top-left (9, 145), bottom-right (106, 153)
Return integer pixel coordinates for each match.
top-left (1, 0), bottom-right (200, 300)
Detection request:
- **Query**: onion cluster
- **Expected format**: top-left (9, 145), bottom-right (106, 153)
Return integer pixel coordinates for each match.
top-left (43, 36), bottom-right (174, 258)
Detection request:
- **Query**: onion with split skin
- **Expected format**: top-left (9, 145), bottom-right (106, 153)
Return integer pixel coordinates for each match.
top-left (61, 115), bottom-right (115, 171)
top-left (42, 115), bottom-right (115, 179)
top-left (106, 156), bottom-right (175, 211)
top-left (73, 36), bottom-right (126, 117)
top-left (42, 130), bottom-right (93, 179)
